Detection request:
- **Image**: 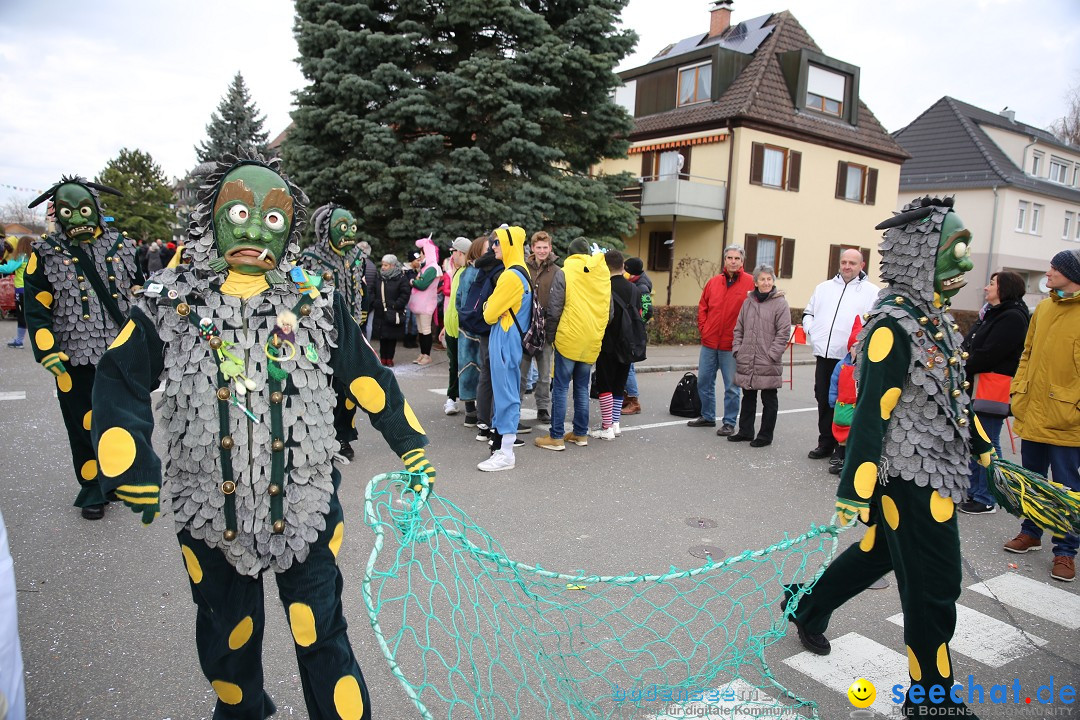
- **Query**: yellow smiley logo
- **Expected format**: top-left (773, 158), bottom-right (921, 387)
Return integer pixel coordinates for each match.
top-left (847, 677), bottom-right (876, 708)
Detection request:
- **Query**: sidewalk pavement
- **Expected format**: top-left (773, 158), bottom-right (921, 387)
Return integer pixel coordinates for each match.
top-left (634, 342), bottom-right (817, 374)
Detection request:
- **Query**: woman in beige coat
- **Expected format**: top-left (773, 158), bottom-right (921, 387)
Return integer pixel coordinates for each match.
top-left (730, 265), bottom-right (791, 446)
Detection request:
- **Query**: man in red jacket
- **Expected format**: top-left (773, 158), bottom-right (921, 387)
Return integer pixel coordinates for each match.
top-left (689, 245), bottom-right (755, 435)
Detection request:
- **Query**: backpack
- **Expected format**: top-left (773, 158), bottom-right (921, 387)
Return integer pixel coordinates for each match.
top-left (507, 266), bottom-right (547, 357)
top-left (669, 372), bottom-right (702, 418)
top-left (611, 287), bottom-right (648, 364)
top-left (458, 266), bottom-right (497, 336)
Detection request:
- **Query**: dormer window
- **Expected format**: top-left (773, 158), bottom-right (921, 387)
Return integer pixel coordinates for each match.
top-left (806, 65), bottom-right (845, 117)
top-left (677, 61), bottom-right (712, 106)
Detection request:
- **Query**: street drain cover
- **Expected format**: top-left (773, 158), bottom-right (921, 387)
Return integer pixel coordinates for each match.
top-left (688, 545), bottom-right (724, 560)
top-left (686, 517), bottom-right (718, 529)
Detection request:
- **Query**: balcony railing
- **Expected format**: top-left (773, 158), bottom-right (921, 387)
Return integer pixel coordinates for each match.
top-left (622, 173), bottom-right (726, 222)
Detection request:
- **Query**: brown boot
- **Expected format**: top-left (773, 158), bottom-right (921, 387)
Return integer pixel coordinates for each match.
top-left (622, 396), bottom-right (641, 415)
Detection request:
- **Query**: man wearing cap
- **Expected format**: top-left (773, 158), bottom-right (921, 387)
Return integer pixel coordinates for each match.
top-left (1002, 249), bottom-right (1080, 582)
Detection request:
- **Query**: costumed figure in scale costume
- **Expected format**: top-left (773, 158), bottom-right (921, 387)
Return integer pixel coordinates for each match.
top-left (91, 154), bottom-right (436, 720)
top-left (299, 203), bottom-right (366, 460)
top-left (23, 176), bottom-right (144, 520)
top-left (786, 197), bottom-right (994, 718)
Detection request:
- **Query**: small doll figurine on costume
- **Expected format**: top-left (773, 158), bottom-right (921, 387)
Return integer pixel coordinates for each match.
top-left (91, 152), bottom-right (435, 720)
top-left (22, 176), bottom-right (144, 520)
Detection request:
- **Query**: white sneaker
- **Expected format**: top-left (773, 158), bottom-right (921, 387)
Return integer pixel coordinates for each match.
top-left (612, 422), bottom-right (621, 437)
top-left (589, 426), bottom-right (616, 441)
top-left (443, 398), bottom-right (459, 415)
top-left (478, 450), bottom-right (516, 472)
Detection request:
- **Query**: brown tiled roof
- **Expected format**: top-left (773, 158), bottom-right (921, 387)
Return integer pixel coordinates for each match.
top-left (630, 11), bottom-right (908, 162)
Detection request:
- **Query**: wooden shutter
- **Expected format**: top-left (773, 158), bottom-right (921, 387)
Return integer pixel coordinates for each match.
top-left (860, 247), bottom-right (872, 270)
top-left (744, 234), bottom-right (758, 269)
top-left (787, 151), bottom-right (801, 191)
top-left (780, 238), bottom-right (796, 278)
top-left (866, 168), bottom-right (878, 205)
top-left (827, 244), bottom-right (841, 279)
top-left (641, 152), bottom-right (654, 181)
top-left (750, 143), bottom-right (764, 185)
top-left (835, 161), bottom-right (847, 199)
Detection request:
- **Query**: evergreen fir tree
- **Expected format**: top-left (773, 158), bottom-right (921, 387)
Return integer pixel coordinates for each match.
top-left (195, 72), bottom-right (271, 163)
top-left (284, 0), bottom-right (638, 256)
top-left (95, 148), bottom-right (176, 242)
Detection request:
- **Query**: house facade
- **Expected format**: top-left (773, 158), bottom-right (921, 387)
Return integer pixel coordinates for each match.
top-left (893, 96), bottom-right (1080, 310)
top-left (595, 1), bottom-right (908, 307)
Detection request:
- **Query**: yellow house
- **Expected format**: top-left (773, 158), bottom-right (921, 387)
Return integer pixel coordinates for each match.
top-left (596, 2), bottom-right (908, 307)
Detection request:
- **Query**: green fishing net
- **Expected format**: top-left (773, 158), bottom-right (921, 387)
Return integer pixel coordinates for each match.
top-left (363, 473), bottom-right (845, 719)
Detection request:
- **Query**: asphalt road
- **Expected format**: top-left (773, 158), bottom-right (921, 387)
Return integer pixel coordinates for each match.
top-left (1, 341), bottom-right (1076, 720)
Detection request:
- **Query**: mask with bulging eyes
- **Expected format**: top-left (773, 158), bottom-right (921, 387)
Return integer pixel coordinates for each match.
top-left (213, 164), bottom-right (294, 275)
top-left (329, 208), bottom-right (358, 256)
top-left (934, 211), bottom-right (974, 299)
top-left (54, 183), bottom-right (101, 243)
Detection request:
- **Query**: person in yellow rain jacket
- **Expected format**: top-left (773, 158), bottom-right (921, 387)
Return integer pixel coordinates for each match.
top-left (477, 225), bottom-right (531, 472)
top-left (535, 237), bottom-right (610, 451)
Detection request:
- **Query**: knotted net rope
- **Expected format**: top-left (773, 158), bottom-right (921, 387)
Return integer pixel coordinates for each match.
top-left (363, 473), bottom-right (845, 719)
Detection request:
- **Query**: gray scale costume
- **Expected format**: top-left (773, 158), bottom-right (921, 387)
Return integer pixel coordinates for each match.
top-left (299, 203), bottom-right (366, 324)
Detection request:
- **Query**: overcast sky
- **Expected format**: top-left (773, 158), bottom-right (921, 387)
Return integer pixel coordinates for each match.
top-left (1, 0), bottom-right (1077, 214)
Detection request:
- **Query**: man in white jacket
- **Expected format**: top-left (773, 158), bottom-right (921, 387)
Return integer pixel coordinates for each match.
top-left (801, 248), bottom-right (879, 460)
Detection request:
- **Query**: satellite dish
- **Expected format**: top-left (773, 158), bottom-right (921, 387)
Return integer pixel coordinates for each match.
top-left (1038, 276), bottom-right (1050, 294)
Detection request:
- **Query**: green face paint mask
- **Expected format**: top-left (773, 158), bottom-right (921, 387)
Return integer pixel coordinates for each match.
top-left (213, 165), bottom-right (293, 275)
top-left (329, 208), bottom-right (358, 256)
top-left (934, 212), bottom-right (974, 299)
top-left (54, 184), bottom-right (101, 242)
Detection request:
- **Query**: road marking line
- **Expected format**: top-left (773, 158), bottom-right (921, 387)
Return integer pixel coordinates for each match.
top-left (968, 572), bottom-right (1080, 630)
top-left (887, 603), bottom-right (1046, 668)
top-left (782, 632), bottom-right (906, 717)
top-left (642, 678), bottom-right (789, 719)
top-left (0, 392), bottom-right (26, 401)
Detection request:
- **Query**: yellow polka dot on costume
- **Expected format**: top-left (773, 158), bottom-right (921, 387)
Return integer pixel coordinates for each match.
top-left (35, 328), bottom-right (55, 351)
top-left (882, 495), bottom-right (900, 530)
top-left (859, 525), bottom-right (877, 552)
top-left (289, 603), bottom-right (317, 647)
top-left (344, 398), bottom-right (355, 411)
top-left (26, 253), bottom-right (37, 275)
top-left (880, 387), bottom-right (902, 420)
top-left (228, 616), bottom-right (254, 650)
top-left (930, 491), bottom-right (954, 523)
top-left (181, 545), bottom-right (203, 584)
top-left (211, 680), bottom-right (243, 705)
top-left (907, 646), bottom-right (922, 682)
top-left (82, 410), bottom-right (92, 431)
top-left (98, 427), bottom-right (137, 477)
top-left (348, 376), bottom-right (386, 413)
top-left (403, 401), bottom-right (425, 434)
top-left (936, 643), bottom-right (951, 678)
top-left (333, 675), bottom-right (365, 720)
top-left (80, 459), bottom-right (98, 480)
top-left (109, 320), bottom-right (136, 349)
top-left (854, 462), bottom-right (878, 499)
top-left (973, 414), bottom-right (991, 444)
top-left (56, 372), bottom-right (72, 394)
top-left (35, 291), bottom-right (53, 308)
top-left (977, 451), bottom-right (992, 468)
top-left (866, 327), bottom-right (894, 363)
top-left (328, 522), bottom-right (344, 559)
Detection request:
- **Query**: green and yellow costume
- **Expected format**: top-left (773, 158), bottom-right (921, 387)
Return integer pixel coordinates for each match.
top-left (790, 198), bottom-right (992, 718)
top-left (91, 155), bottom-right (434, 720)
top-left (23, 177), bottom-right (143, 513)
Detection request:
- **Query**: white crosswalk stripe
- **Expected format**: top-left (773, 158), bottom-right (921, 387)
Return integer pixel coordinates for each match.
top-left (0, 391), bottom-right (26, 401)
top-left (782, 632), bottom-right (907, 717)
top-left (887, 603), bottom-right (1046, 668)
top-left (968, 572), bottom-right (1080, 630)
top-left (642, 678), bottom-right (785, 719)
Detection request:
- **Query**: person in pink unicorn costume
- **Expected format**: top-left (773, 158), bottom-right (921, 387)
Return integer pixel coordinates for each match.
top-left (408, 235), bottom-right (442, 365)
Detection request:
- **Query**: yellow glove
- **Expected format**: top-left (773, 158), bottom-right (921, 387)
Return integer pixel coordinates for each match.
top-left (113, 482), bottom-right (160, 525)
top-left (834, 499), bottom-right (868, 526)
top-left (401, 448), bottom-right (436, 497)
top-left (41, 351), bottom-right (69, 377)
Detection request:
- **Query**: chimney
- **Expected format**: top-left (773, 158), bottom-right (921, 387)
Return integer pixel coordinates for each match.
top-left (999, 107), bottom-right (1016, 123)
top-left (709, 0), bottom-right (734, 38)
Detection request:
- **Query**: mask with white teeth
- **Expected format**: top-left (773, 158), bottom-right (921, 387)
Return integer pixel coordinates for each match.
top-left (934, 211), bottom-right (974, 299)
top-left (212, 164), bottom-right (294, 276)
